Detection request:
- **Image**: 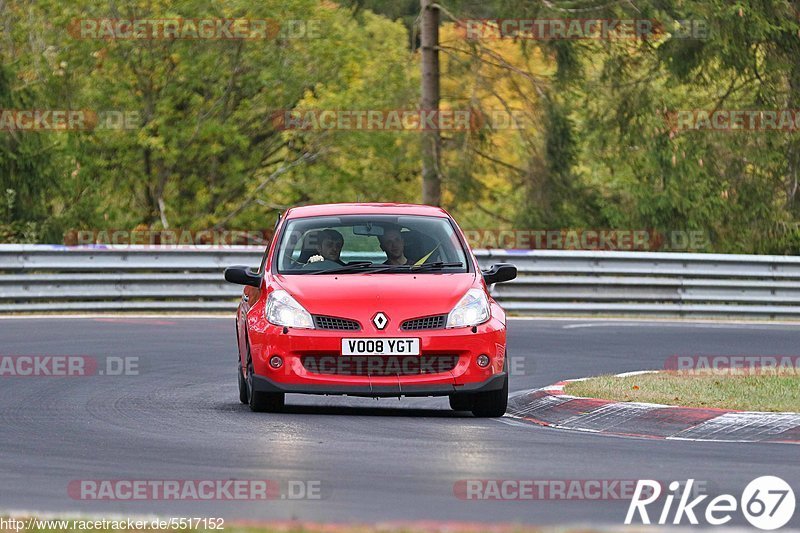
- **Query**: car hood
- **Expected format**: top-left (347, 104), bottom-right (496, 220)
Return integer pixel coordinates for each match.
top-left (274, 272), bottom-right (478, 329)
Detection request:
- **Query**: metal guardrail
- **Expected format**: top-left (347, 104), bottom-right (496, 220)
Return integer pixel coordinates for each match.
top-left (1, 245), bottom-right (799, 318)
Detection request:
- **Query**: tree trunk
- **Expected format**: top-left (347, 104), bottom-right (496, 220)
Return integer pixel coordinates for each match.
top-left (420, 0), bottom-right (441, 206)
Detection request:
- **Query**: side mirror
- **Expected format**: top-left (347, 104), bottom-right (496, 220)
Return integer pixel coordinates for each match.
top-left (483, 263), bottom-right (517, 285)
top-left (224, 265), bottom-right (261, 288)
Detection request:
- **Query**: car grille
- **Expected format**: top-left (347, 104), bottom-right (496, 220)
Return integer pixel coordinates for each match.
top-left (313, 315), bottom-right (361, 331)
top-left (301, 354), bottom-right (459, 376)
top-left (400, 314), bottom-right (447, 331)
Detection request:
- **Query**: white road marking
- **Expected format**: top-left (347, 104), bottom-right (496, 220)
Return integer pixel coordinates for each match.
top-left (0, 313), bottom-right (229, 320)
top-left (561, 321), bottom-right (799, 329)
top-left (493, 417), bottom-right (534, 428)
top-left (508, 316), bottom-right (800, 326)
top-left (614, 370), bottom-right (659, 378)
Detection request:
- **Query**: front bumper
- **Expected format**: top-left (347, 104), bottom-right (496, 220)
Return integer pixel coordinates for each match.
top-left (246, 315), bottom-right (507, 398)
top-left (251, 371), bottom-right (507, 397)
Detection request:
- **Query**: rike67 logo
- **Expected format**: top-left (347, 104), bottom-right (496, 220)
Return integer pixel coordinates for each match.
top-left (626, 477), bottom-right (795, 530)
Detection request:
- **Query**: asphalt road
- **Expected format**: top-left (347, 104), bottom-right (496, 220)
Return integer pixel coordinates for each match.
top-left (0, 317), bottom-right (798, 528)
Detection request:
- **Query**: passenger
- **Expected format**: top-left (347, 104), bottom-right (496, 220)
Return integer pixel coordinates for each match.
top-left (378, 227), bottom-right (410, 265)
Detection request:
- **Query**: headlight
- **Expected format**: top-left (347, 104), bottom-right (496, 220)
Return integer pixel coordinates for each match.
top-left (265, 290), bottom-right (314, 329)
top-left (446, 288), bottom-right (490, 328)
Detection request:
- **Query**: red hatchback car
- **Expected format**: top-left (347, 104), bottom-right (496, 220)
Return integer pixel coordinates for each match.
top-left (225, 203), bottom-right (517, 417)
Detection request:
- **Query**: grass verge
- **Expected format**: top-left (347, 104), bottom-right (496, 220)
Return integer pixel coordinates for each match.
top-left (563, 370), bottom-right (800, 412)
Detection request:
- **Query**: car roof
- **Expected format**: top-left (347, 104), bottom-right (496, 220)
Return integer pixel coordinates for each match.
top-left (283, 203), bottom-right (451, 219)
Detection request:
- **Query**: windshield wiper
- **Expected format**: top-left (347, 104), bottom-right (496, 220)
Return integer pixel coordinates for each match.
top-left (308, 261), bottom-right (374, 274)
top-left (307, 261), bottom-right (464, 275)
top-left (373, 261), bottom-right (464, 273)
top-left (410, 261), bottom-right (463, 271)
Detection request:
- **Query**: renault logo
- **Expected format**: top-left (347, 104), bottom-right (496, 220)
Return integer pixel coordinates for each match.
top-left (372, 312), bottom-right (388, 330)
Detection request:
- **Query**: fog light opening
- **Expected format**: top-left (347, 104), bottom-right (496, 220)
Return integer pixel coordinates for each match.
top-left (269, 355), bottom-right (284, 369)
top-left (476, 354), bottom-right (491, 368)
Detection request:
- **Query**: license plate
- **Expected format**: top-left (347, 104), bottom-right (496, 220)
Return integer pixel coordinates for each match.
top-left (341, 338), bottom-right (420, 356)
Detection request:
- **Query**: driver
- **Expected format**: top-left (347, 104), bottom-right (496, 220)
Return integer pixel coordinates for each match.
top-left (378, 227), bottom-right (410, 265)
top-left (315, 229), bottom-right (345, 265)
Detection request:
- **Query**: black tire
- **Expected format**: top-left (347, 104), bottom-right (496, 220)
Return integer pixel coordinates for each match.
top-left (470, 373), bottom-right (508, 417)
top-left (449, 394), bottom-right (474, 411)
top-left (238, 362), bottom-right (249, 404)
top-left (246, 357), bottom-right (284, 413)
top-left (236, 321), bottom-right (249, 404)
top-left (249, 388), bottom-right (285, 412)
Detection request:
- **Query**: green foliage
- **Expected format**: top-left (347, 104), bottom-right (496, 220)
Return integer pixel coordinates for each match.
top-left (1, 0), bottom-right (799, 253)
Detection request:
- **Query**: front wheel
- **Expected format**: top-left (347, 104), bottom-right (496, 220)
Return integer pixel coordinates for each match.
top-left (246, 358), bottom-right (284, 412)
top-left (238, 362), bottom-right (249, 404)
top-left (449, 394), bottom-right (474, 411)
top-left (249, 388), bottom-right (285, 413)
top-left (470, 373), bottom-right (508, 418)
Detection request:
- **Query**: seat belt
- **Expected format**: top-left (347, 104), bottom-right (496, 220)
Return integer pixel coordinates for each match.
top-left (414, 244), bottom-right (440, 265)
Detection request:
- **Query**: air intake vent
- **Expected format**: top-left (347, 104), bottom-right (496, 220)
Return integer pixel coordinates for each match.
top-left (400, 314), bottom-right (447, 331)
top-left (313, 315), bottom-right (361, 331)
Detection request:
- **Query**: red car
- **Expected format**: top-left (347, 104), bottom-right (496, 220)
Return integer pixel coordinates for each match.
top-left (225, 203), bottom-right (517, 416)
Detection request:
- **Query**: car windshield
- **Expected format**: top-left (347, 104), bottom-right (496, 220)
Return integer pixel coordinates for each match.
top-left (275, 214), bottom-right (469, 275)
